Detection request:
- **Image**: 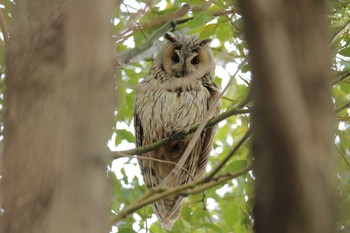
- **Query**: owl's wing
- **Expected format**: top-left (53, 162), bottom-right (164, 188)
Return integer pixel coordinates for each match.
top-left (134, 112), bottom-right (145, 176)
top-left (195, 82), bottom-right (222, 179)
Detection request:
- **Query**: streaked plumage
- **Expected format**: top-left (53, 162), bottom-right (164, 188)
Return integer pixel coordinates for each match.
top-left (134, 32), bottom-right (221, 229)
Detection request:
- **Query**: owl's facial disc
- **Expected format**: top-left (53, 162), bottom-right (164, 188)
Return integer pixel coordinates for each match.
top-left (162, 33), bottom-right (213, 78)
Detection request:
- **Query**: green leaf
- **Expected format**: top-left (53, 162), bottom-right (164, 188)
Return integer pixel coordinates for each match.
top-left (187, 13), bottom-right (214, 29)
top-left (178, 0), bottom-right (205, 5)
top-left (199, 23), bottom-right (218, 39)
top-left (223, 201), bottom-right (239, 229)
top-left (339, 47), bottom-right (350, 57)
top-left (117, 226), bottom-right (137, 233)
top-left (213, 0), bottom-right (226, 9)
top-left (200, 222), bottom-right (223, 233)
top-left (120, 167), bottom-right (129, 184)
top-left (217, 22), bottom-right (232, 43)
top-left (181, 205), bottom-right (192, 222)
top-left (241, 64), bottom-right (250, 73)
top-left (226, 160), bottom-right (248, 173)
top-left (116, 129), bottom-right (135, 145)
top-left (192, 209), bottom-right (207, 221)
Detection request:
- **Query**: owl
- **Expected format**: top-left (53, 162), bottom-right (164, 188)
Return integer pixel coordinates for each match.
top-left (134, 32), bottom-right (221, 229)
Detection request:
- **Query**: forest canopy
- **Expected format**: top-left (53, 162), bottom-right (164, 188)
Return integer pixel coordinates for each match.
top-left (0, 0), bottom-right (349, 233)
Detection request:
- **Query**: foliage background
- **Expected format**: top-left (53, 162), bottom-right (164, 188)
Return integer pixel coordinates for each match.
top-left (0, 0), bottom-right (349, 232)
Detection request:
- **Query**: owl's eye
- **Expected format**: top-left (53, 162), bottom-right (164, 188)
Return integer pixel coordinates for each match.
top-left (171, 53), bottom-right (180, 63)
top-left (191, 56), bottom-right (200, 65)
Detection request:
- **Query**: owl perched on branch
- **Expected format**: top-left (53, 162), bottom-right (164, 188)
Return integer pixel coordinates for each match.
top-left (134, 32), bottom-right (221, 229)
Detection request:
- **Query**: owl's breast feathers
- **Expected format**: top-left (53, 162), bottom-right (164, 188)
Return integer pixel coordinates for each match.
top-left (136, 79), bottom-right (209, 137)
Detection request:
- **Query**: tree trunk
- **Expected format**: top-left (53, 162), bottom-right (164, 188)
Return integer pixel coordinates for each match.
top-left (238, 1), bottom-right (335, 233)
top-left (1, 1), bottom-right (114, 233)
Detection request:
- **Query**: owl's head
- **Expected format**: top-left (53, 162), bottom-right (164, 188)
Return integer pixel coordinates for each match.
top-left (157, 32), bottom-right (214, 78)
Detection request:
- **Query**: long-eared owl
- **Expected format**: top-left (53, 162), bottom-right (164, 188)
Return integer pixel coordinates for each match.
top-left (134, 32), bottom-right (221, 229)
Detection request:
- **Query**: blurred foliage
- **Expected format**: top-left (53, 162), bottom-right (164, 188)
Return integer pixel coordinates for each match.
top-left (0, 0), bottom-right (349, 232)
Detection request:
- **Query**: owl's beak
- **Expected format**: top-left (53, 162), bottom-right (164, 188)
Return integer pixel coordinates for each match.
top-left (182, 66), bottom-right (187, 77)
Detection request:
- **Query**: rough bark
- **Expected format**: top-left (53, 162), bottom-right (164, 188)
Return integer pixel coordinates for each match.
top-left (1, 1), bottom-right (114, 233)
top-left (238, 1), bottom-right (335, 233)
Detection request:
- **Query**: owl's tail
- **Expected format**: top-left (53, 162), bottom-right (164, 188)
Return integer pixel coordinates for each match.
top-left (153, 196), bottom-right (183, 230)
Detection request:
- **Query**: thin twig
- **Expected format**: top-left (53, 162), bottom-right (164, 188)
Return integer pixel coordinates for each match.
top-left (116, 20), bottom-right (174, 67)
top-left (335, 101), bottom-right (350, 113)
top-left (115, 6), bottom-right (241, 66)
top-left (115, 6), bottom-right (237, 44)
top-left (335, 146), bottom-right (350, 168)
top-left (116, 1), bottom-right (154, 42)
top-left (331, 19), bottom-right (350, 44)
top-left (204, 128), bottom-right (251, 181)
top-left (114, 154), bottom-right (195, 181)
top-left (332, 70), bottom-right (350, 86)
top-left (115, 5), bottom-right (192, 67)
top-left (137, 4), bottom-right (191, 32)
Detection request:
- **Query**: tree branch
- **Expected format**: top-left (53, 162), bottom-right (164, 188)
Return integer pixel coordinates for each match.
top-left (336, 146), bottom-right (350, 168)
top-left (115, 6), bottom-right (237, 44)
top-left (110, 164), bottom-right (252, 225)
top-left (331, 19), bottom-right (350, 44)
top-left (115, 5), bottom-right (192, 67)
top-left (112, 154), bottom-right (195, 180)
top-left (111, 107), bottom-right (250, 158)
top-left (116, 20), bottom-right (174, 67)
top-left (204, 128), bottom-right (251, 181)
top-left (335, 100), bottom-right (350, 113)
top-left (110, 116), bottom-right (252, 225)
top-left (115, 5), bottom-right (240, 67)
top-left (332, 70), bottom-right (350, 86)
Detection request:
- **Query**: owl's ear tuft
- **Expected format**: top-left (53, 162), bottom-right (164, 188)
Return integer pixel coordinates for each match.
top-left (164, 32), bottom-right (177, 43)
top-left (199, 39), bottom-right (212, 47)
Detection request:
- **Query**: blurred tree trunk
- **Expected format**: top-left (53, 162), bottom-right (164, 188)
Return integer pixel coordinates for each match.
top-left (1, 1), bottom-right (114, 233)
top-left (238, 1), bottom-right (335, 233)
